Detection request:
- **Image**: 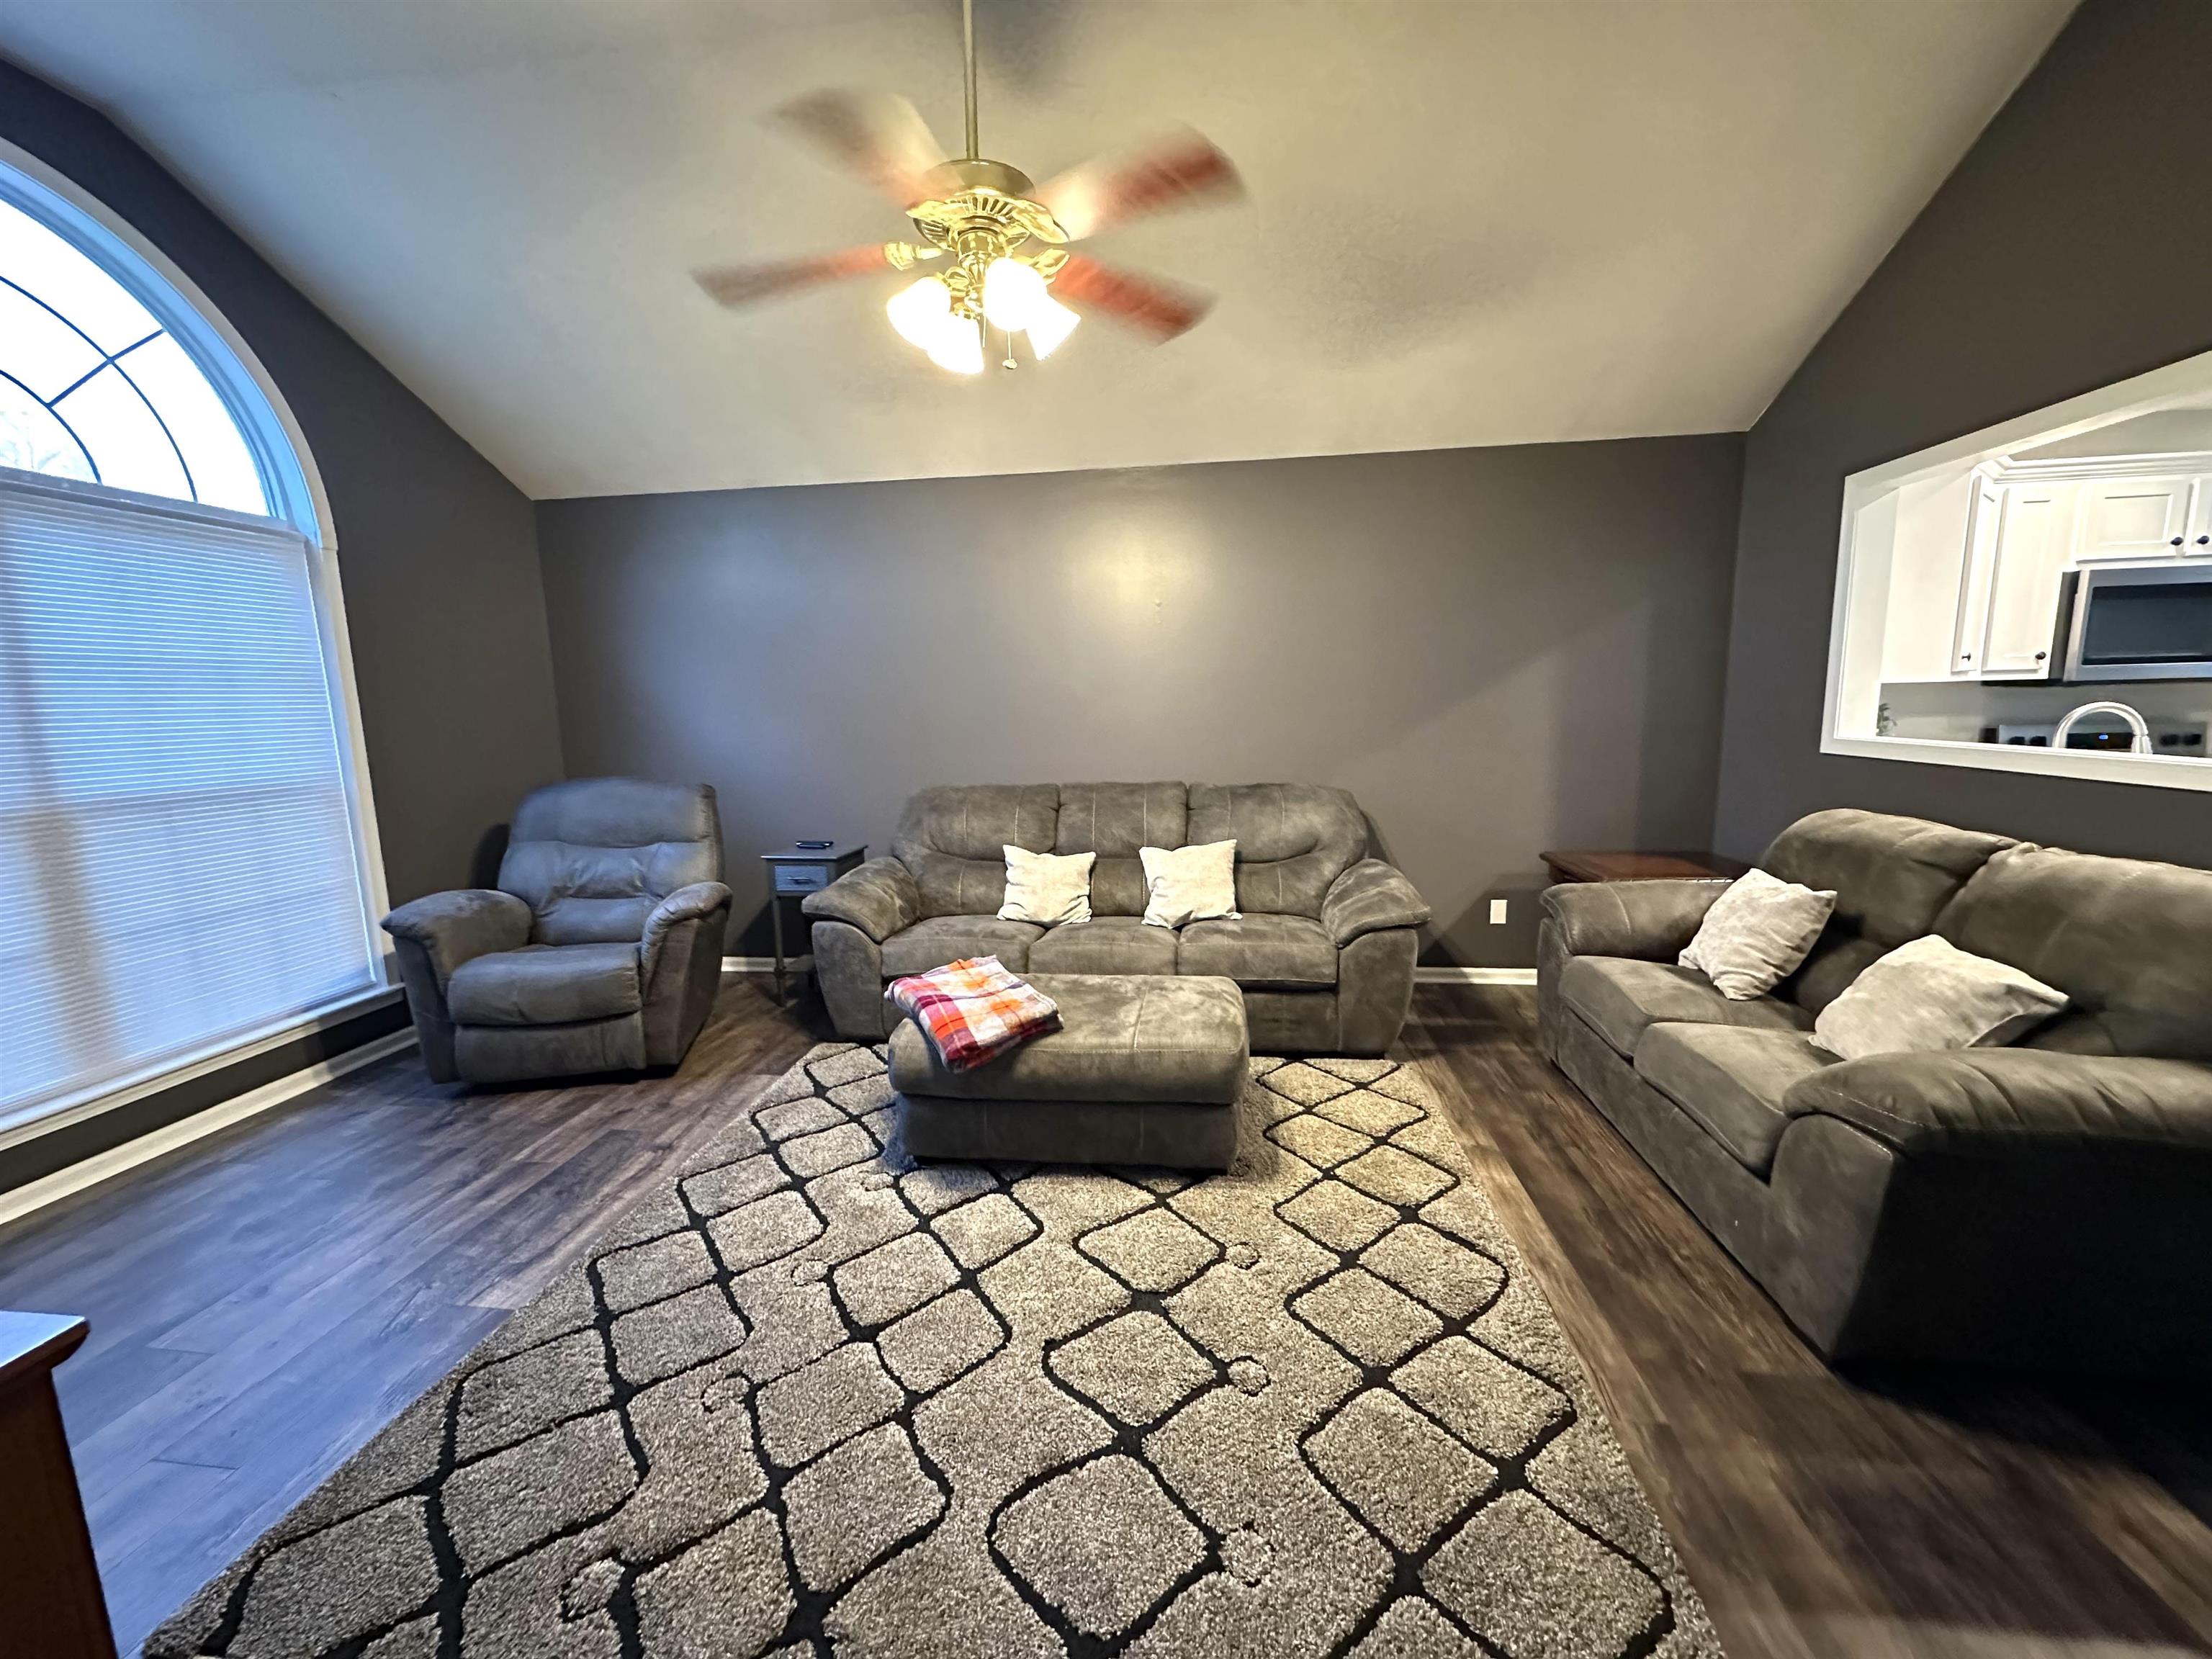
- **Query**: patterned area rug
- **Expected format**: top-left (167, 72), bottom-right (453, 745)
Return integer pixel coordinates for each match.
top-left (149, 1046), bottom-right (1722, 1659)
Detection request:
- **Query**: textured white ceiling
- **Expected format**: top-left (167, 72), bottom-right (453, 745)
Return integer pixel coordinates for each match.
top-left (0, 0), bottom-right (2073, 499)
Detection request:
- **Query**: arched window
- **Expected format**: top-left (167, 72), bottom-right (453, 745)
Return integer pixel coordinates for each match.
top-left (0, 148), bottom-right (382, 1133)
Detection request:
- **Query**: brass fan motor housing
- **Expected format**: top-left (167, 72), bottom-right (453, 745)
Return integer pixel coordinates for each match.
top-left (919, 157), bottom-right (1035, 200)
top-left (905, 158), bottom-right (1071, 322)
top-left (907, 160), bottom-right (1070, 251)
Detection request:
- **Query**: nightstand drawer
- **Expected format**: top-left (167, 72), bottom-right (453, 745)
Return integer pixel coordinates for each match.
top-left (772, 863), bottom-right (832, 894)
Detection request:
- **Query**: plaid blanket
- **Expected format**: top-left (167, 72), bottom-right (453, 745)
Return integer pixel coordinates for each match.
top-left (887, 956), bottom-right (1061, 1073)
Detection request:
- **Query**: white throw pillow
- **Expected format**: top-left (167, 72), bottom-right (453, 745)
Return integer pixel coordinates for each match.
top-left (1814, 934), bottom-right (2068, 1061)
top-left (1678, 868), bottom-right (1837, 1001)
top-left (997, 845), bottom-right (1094, 926)
top-left (1139, 840), bottom-right (1240, 928)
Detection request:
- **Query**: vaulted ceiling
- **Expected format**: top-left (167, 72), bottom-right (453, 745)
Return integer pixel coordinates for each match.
top-left (0, 0), bottom-right (2073, 498)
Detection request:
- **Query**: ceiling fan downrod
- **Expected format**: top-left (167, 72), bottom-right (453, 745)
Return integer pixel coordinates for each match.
top-left (961, 0), bottom-right (979, 162)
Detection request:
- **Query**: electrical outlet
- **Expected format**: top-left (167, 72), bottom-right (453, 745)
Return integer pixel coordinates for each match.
top-left (1489, 898), bottom-right (1509, 925)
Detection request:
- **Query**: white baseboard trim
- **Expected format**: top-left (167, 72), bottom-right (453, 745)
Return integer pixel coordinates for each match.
top-left (1414, 966), bottom-right (1539, 986)
top-left (0, 1028), bottom-right (417, 1233)
top-left (724, 955), bottom-right (811, 974)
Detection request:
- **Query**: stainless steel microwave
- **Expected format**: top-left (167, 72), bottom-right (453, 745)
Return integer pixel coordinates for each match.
top-left (2062, 562), bottom-right (2212, 683)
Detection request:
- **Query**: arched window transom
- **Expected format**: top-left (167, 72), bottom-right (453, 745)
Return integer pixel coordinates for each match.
top-left (0, 194), bottom-right (269, 516)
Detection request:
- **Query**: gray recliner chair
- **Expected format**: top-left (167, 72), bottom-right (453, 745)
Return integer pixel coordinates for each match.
top-left (382, 778), bottom-right (732, 1084)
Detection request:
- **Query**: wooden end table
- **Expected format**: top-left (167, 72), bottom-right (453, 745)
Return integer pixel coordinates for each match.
top-left (0, 1310), bottom-right (117, 1658)
top-left (760, 842), bottom-right (866, 1002)
top-left (1540, 849), bottom-right (1750, 885)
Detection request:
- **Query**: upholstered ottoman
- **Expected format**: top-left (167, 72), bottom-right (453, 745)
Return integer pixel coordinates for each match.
top-left (889, 974), bottom-right (1249, 1170)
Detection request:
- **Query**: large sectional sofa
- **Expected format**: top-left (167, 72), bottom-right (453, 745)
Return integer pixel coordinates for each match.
top-left (803, 783), bottom-right (1431, 1055)
top-left (1539, 807), bottom-right (2212, 1374)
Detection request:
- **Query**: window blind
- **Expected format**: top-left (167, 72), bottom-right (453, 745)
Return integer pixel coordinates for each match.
top-left (0, 472), bottom-right (379, 1128)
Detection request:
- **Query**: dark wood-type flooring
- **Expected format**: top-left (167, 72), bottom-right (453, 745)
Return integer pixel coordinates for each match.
top-left (0, 980), bottom-right (2206, 1656)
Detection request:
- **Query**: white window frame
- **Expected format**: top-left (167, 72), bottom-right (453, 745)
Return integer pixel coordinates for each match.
top-left (1823, 344), bottom-right (2212, 796)
top-left (0, 138), bottom-right (395, 1151)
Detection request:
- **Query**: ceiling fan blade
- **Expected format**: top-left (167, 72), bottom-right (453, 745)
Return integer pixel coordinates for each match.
top-left (1053, 256), bottom-right (1213, 342)
top-left (1035, 127), bottom-right (1242, 241)
top-left (773, 89), bottom-right (948, 208)
top-left (693, 245), bottom-right (893, 309)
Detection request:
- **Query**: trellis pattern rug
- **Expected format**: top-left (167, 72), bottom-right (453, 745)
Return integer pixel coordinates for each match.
top-left (149, 1046), bottom-right (1723, 1659)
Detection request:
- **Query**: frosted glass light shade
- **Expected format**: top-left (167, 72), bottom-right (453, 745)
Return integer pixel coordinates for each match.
top-left (927, 318), bottom-right (985, 374)
top-left (1024, 295), bottom-right (1080, 359)
top-left (886, 276), bottom-right (954, 349)
top-left (982, 258), bottom-right (1048, 330)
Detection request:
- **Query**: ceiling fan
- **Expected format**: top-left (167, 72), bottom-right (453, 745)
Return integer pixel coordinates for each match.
top-left (693, 0), bottom-right (1242, 374)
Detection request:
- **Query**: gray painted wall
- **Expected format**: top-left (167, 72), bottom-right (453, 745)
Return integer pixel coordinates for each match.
top-left (537, 436), bottom-right (1745, 968)
top-left (1714, 0), bottom-right (2212, 866)
top-left (0, 59), bottom-right (566, 905)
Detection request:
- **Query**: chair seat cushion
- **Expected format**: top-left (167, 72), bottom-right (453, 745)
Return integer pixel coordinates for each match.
top-left (1028, 917), bottom-right (1180, 976)
top-left (879, 915), bottom-right (1046, 977)
top-left (1177, 914), bottom-right (1336, 988)
top-left (1634, 1024), bottom-right (1836, 1174)
top-left (448, 942), bottom-right (642, 1026)
top-left (1560, 955), bottom-right (1811, 1058)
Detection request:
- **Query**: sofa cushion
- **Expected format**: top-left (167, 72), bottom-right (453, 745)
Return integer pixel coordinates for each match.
top-left (1812, 935), bottom-right (2067, 1061)
top-left (1055, 783), bottom-right (1187, 917)
top-left (998, 845), bottom-right (1094, 926)
top-left (447, 942), bottom-right (642, 1026)
top-left (1761, 808), bottom-right (2013, 1014)
top-left (1028, 917), bottom-right (1179, 976)
top-left (1560, 956), bottom-right (1812, 1058)
top-left (1177, 913), bottom-right (1337, 988)
top-left (1781, 1048), bottom-right (2212, 1156)
top-left (1140, 840), bottom-right (1240, 928)
top-left (892, 785), bottom-right (1060, 918)
top-left (1677, 868), bottom-right (1835, 999)
top-left (1188, 783), bottom-right (1366, 917)
top-left (879, 915), bottom-right (1046, 978)
top-left (1935, 842), bottom-right (2212, 1061)
top-left (1634, 1025), bottom-right (1836, 1174)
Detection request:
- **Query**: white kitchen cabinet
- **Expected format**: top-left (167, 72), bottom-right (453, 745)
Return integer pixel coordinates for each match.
top-left (1877, 454), bottom-right (2212, 692)
top-left (1876, 473), bottom-right (1974, 683)
top-left (1978, 481), bottom-right (2077, 675)
top-left (2188, 476), bottom-right (2212, 554)
top-left (1949, 472), bottom-right (2005, 675)
top-left (2073, 474), bottom-right (2196, 562)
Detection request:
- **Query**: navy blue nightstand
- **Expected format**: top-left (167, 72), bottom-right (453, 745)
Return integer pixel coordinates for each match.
top-left (760, 843), bottom-right (867, 1002)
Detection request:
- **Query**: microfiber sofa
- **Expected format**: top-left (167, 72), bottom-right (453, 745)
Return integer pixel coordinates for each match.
top-left (382, 778), bottom-right (732, 1084)
top-left (1538, 808), bottom-right (2212, 1374)
top-left (803, 783), bottom-right (1431, 1056)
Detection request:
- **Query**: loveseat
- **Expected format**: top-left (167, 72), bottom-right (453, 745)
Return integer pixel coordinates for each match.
top-left (803, 783), bottom-right (1431, 1055)
top-left (1539, 807), bottom-right (2212, 1374)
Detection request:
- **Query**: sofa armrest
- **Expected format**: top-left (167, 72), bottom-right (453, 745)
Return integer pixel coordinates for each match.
top-left (802, 858), bottom-right (921, 943)
top-left (1321, 859), bottom-right (1431, 946)
top-left (381, 889), bottom-right (532, 986)
top-left (1539, 878), bottom-right (1729, 961)
top-left (1782, 1048), bottom-right (2212, 1157)
top-left (642, 880), bottom-right (732, 963)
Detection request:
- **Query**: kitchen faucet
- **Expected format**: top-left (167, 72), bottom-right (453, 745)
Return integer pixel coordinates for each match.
top-left (2052, 699), bottom-right (2151, 751)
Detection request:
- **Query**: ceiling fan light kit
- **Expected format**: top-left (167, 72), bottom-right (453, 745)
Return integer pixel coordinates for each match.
top-left (695, 0), bottom-right (1239, 375)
